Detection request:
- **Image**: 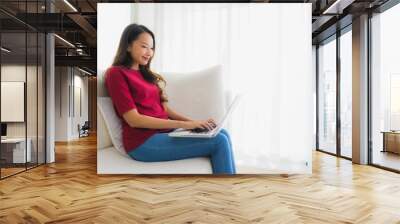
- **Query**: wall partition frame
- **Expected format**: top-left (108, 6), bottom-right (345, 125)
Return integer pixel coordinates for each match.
top-left (0, 0), bottom-right (47, 179)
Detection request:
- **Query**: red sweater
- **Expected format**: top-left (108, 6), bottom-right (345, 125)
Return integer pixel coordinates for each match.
top-left (105, 66), bottom-right (173, 153)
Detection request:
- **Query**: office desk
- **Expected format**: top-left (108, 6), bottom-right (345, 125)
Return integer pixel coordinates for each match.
top-left (1, 138), bottom-right (32, 163)
top-left (381, 131), bottom-right (400, 154)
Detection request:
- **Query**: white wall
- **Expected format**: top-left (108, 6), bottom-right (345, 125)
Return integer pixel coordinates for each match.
top-left (72, 73), bottom-right (89, 138)
top-left (312, 45), bottom-right (317, 151)
top-left (1, 65), bottom-right (39, 138)
top-left (55, 67), bottom-right (68, 141)
top-left (55, 67), bottom-right (89, 141)
top-left (1, 65), bottom-right (25, 127)
top-left (97, 3), bottom-right (133, 73)
top-left (1, 64), bottom-right (46, 164)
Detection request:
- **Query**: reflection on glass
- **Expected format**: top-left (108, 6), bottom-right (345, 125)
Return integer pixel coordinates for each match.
top-left (0, 1), bottom-right (47, 179)
top-left (318, 37), bottom-right (337, 154)
top-left (27, 31), bottom-right (38, 169)
top-left (390, 74), bottom-right (400, 131)
top-left (26, 0), bottom-right (40, 170)
top-left (38, 32), bottom-right (46, 165)
top-left (340, 30), bottom-right (352, 158)
top-left (1, 31), bottom-right (27, 177)
top-left (371, 3), bottom-right (400, 171)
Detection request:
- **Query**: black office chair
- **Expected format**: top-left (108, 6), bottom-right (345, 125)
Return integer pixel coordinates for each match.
top-left (78, 121), bottom-right (90, 138)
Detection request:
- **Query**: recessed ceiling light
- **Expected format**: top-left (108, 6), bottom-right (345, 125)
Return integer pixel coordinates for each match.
top-left (322, 0), bottom-right (354, 15)
top-left (1, 47), bottom-right (11, 53)
top-left (63, 0), bottom-right (78, 12)
top-left (78, 67), bottom-right (93, 76)
top-left (54, 34), bottom-right (75, 48)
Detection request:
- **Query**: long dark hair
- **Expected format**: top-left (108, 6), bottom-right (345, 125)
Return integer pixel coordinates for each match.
top-left (112, 23), bottom-right (168, 102)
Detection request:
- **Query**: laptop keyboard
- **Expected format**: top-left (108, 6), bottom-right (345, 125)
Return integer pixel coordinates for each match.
top-left (190, 127), bottom-right (215, 133)
top-left (191, 128), bottom-right (207, 133)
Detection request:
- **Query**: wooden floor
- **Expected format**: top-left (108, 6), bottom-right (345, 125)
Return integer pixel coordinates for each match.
top-left (1, 167), bottom-right (26, 178)
top-left (1, 134), bottom-right (400, 223)
top-left (373, 150), bottom-right (400, 171)
top-left (1, 163), bottom-right (46, 178)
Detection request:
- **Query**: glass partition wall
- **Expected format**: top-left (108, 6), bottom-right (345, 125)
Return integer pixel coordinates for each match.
top-left (370, 3), bottom-right (400, 172)
top-left (317, 35), bottom-right (337, 155)
top-left (316, 1), bottom-right (400, 173)
top-left (339, 27), bottom-right (352, 159)
top-left (0, 1), bottom-right (46, 179)
top-left (316, 27), bottom-right (352, 160)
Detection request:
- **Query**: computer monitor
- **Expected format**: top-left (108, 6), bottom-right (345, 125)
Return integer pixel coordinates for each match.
top-left (1, 123), bottom-right (7, 137)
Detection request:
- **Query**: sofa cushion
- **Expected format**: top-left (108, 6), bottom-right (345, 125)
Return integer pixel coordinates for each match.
top-left (97, 146), bottom-right (212, 174)
top-left (97, 107), bottom-right (113, 149)
top-left (162, 65), bottom-right (226, 122)
top-left (97, 97), bottom-right (128, 157)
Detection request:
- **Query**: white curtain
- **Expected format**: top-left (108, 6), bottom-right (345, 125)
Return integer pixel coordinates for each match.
top-left (132, 3), bottom-right (312, 173)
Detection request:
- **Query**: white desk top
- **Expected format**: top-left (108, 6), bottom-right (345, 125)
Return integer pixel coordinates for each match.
top-left (1, 138), bottom-right (29, 143)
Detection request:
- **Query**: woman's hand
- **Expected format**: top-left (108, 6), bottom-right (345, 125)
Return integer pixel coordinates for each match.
top-left (181, 118), bottom-right (217, 130)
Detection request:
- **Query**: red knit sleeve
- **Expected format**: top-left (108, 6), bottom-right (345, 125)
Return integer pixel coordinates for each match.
top-left (105, 67), bottom-right (137, 116)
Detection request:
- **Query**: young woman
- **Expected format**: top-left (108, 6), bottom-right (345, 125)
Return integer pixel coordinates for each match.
top-left (105, 23), bottom-right (236, 174)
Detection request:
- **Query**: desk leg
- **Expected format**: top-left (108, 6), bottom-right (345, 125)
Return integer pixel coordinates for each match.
top-left (382, 133), bottom-right (386, 153)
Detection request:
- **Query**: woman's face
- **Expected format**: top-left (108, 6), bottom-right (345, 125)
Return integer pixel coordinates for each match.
top-left (128, 32), bottom-right (154, 67)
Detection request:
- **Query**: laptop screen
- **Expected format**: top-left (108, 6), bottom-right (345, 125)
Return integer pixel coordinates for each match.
top-left (214, 94), bottom-right (242, 131)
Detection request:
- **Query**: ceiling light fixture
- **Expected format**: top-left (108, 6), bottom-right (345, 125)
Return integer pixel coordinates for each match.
top-left (63, 0), bottom-right (78, 12)
top-left (78, 67), bottom-right (93, 76)
top-left (54, 34), bottom-right (75, 48)
top-left (1, 47), bottom-right (11, 53)
top-left (322, 0), bottom-right (354, 15)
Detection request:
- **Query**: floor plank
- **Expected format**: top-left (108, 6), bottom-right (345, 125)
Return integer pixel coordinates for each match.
top-left (1, 134), bottom-right (400, 223)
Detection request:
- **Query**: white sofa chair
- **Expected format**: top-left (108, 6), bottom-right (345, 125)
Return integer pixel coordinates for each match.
top-left (97, 65), bottom-right (227, 174)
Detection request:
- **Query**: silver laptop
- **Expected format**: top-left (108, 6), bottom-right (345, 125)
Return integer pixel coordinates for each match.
top-left (168, 95), bottom-right (242, 138)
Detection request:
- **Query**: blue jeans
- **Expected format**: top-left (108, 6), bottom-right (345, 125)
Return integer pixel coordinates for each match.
top-left (128, 129), bottom-right (236, 174)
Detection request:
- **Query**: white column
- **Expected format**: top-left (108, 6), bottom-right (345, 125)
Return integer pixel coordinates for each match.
top-left (46, 33), bottom-right (55, 163)
top-left (45, 0), bottom-right (55, 163)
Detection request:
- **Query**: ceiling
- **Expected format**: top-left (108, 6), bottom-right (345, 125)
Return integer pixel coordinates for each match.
top-left (0, 0), bottom-right (394, 75)
top-left (0, 0), bottom-right (98, 74)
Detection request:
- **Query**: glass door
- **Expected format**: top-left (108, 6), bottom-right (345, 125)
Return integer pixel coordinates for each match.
top-left (317, 36), bottom-right (337, 155)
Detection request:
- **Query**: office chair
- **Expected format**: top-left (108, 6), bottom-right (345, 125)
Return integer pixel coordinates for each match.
top-left (78, 121), bottom-right (90, 138)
